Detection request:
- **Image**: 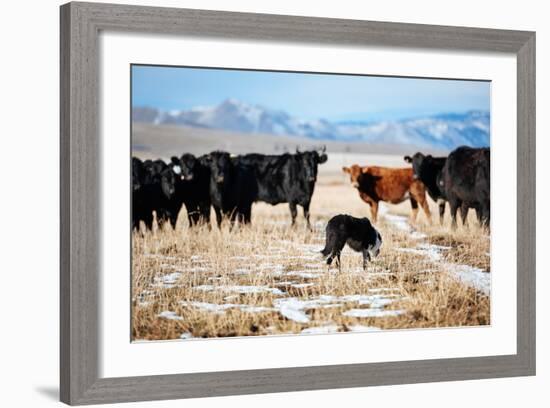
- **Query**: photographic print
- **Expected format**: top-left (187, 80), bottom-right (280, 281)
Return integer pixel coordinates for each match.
top-left (131, 65), bottom-right (491, 341)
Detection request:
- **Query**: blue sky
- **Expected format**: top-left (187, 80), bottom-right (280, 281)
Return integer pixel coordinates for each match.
top-left (132, 65), bottom-right (490, 122)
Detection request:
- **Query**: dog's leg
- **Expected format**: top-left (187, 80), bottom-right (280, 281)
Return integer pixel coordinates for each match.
top-left (362, 249), bottom-right (371, 271)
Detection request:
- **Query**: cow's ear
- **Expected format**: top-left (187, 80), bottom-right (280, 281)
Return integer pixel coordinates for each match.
top-left (318, 153), bottom-right (328, 164)
top-left (342, 166), bottom-right (350, 174)
top-left (170, 156), bottom-right (180, 164)
top-left (404, 155), bottom-right (412, 163)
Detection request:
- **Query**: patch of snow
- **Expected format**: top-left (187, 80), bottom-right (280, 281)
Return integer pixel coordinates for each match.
top-left (410, 231), bottom-right (428, 240)
top-left (232, 268), bottom-right (251, 275)
top-left (195, 285), bottom-right (285, 295)
top-left (396, 246), bottom-right (443, 262)
top-left (274, 299), bottom-right (311, 323)
top-left (396, 243), bottom-right (490, 295)
top-left (184, 266), bottom-right (209, 273)
top-left (291, 283), bottom-right (315, 289)
top-left (179, 332), bottom-right (193, 339)
top-left (304, 263), bottom-right (323, 269)
top-left (339, 294), bottom-right (397, 308)
top-left (447, 264), bottom-right (491, 296)
top-left (158, 311), bottom-right (183, 320)
top-left (223, 295), bottom-right (240, 301)
top-left (160, 263), bottom-right (177, 269)
top-left (384, 213), bottom-right (411, 232)
top-left (238, 305), bottom-right (277, 313)
top-left (285, 271), bottom-right (322, 279)
top-left (343, 309), bottom-right (405, 318)
top-left (152, 272), bottom-right (182, 288)
top-left (299, 244), bottom-right (325, 252)
top-left (180, 301), bottom-right (276, 314)
top-left (383, 211), bottom-right (427, 240)
top-left (369, 287), bottom-right (399, 293)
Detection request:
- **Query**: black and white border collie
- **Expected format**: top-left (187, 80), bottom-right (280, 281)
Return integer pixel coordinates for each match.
top-left (321, 214), bottom-right (382, 271)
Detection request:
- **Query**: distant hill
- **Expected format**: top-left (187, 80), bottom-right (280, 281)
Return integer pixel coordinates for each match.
top-left (133, 99), bottom-right (490, 151)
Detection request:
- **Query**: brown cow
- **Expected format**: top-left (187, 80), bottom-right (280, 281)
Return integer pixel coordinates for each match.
top-left (342, 165), bottom-right (431, 223)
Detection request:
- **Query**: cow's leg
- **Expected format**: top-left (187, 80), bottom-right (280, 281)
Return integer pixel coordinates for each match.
top-left (475, 207), bottom-right (482, 224)
top-left (289, 202), bottom-right (298, 226)
top-left (370, 201), bottom-right (379, 223)
top-left (186, 207), bottom-right (194, 227)
top-left (214, 207), bottom-right (223, 228)
top-left (438, 199), bottom-right (446, 225)
top-left (144, 212), bottom-right (153, 231)
top-left (362, 248), bottom-right (371, 271)
top-left (169, 210), bottom-right (178, 230)
top-left (409, 197), bottom-right (419, 224)
top-left (243, 205), bottom-right (252, 224)
top-left (460, 204), bottom-right (469, 227)
top-left (302, 202), bottom-right (312, 230)
top-left (410, 181), bottom-right (431, 223)
top-left (199, 202), bottom-right (211, 226)
top-left (155, 210), bottom-right (166, 230)
top-left (419, 196), bottom-right (432, 224)
top-left (449, 199), bottom-right (460, 229)
top-left (185, 203), bottom-right (199, 227)
top-left (335, 252), bottom-right (342, 272)
top-left (481, 201), bottom-right (490, 228)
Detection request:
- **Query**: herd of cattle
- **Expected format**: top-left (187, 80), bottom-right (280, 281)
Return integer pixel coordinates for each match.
top-left (132, 145), bottom-right (490, 232)
top-left (132, 148), bottom-right (328, 231)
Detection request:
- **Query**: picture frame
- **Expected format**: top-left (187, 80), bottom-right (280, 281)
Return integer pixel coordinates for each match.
top-left (60, 1), bottom-right (536, 405)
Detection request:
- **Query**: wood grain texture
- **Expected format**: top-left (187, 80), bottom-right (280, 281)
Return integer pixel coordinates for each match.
top-left (59, 1), bottom-right (536, 405)
top-left (516, 34), bottom-right (536, 373)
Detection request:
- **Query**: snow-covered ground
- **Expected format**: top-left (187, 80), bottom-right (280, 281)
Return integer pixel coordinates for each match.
top-left (384, 212), bottom-right (491, 296)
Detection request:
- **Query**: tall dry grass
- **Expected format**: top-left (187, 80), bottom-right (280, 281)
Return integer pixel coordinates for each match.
top-left (132, 180), bottom-right (490, 341)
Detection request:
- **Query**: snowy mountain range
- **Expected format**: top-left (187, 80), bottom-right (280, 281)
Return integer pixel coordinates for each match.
top-left (133, 98), bottom-right (490, 151)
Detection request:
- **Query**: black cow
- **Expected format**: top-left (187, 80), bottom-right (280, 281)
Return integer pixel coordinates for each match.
top-left (236, 148), bottom-right (328, 228)
top-left (132, 158), bottom-right (180, 231)
top-left (321, 214), bottom-right (382, 271)
top-left (201, 151), bottom-right (257, 227)
top-left (404, 153), bottom-right (448, 223)
top-left (439, 146), bottom-right (490, 227)
top-left (132, 157), bottom-right (150, 230)
top-left (170, 154), bottom-right (211, 227)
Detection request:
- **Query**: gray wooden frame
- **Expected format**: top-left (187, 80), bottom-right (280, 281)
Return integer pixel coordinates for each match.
top-left (60, 1), bottom-right (536, 405)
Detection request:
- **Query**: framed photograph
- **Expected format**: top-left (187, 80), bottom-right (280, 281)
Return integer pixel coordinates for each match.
top-left (60, 2), bottom-right (535, 405)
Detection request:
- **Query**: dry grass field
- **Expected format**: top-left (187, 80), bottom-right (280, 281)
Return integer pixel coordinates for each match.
top-left (131, 153), bottom-right (490, 341)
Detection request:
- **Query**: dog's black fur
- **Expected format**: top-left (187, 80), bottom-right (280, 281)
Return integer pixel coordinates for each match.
top-left (321, 214), bottom-right (382, 271)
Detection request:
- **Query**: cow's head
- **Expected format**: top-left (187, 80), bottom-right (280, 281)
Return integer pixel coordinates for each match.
top-left (297, 147), bottom-right (328, 183)
top-left (142, 159), bottom-right (165, 185)
top-left (160, 165), bottom-right (177, 198)
top-left (202, 151), bottom-right (232, 184)
top-left (176, 153), bottom-right (199, 181)
top-left (404, 152), bottom-right (430, 180)
top-left (342, 164), bottom-right (365, 188)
